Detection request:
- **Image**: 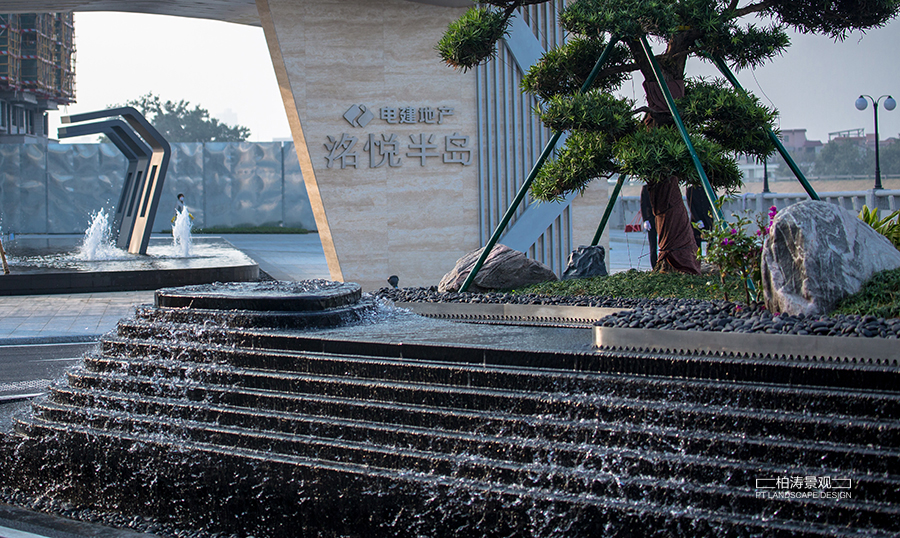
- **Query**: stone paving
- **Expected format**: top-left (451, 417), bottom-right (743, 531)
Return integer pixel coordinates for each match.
top-left (0, 233), bottom-right (330, 345)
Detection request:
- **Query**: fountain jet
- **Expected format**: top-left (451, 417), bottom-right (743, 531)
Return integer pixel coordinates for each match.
top-left (58, 107), bottom-right (170, 255)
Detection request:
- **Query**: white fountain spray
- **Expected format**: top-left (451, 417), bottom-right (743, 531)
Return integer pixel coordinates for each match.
top-left (76, 208), bottom-right (129, 261)
top-left (172, 205), bottom-right (194, 257)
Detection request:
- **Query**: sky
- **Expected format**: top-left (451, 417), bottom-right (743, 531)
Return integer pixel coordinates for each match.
top-left (50, 10), bottom-right (900, 145)
top-left (50, 12), bottom-right (290, 143)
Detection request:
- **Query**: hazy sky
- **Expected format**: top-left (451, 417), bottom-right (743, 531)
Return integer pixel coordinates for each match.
top-left (51, 10), bottom-right (900, 145)
top-left (50, 12), bottom-right (290, 143)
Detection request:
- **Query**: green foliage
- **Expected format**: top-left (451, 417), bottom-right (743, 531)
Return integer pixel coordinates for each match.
top-left (560, 0), bottom-right (679, 40)
top-left (520, 266), bottom-right (900, 317)
top-left (832, 267), bottom-right (900, 318)
top-left (881, 141), bottom-right (900, 175)
top-left (538, 90), bottom-right (638, 136)
top-left (530, 131), bottom-right (618, 201)
top-left (522, 37), bottom-right (631, 100)
top-left (677, 78), bottom-right (778, 158)
top-left (117, 92), bottom-right (250, 143)
top-left (614, 126), bottom-right (742, 190)
top-left (700, 201), bottom-right (775, 304)
top-left (700, 24), bottom-right (790, 70)
top-left (438, 0), bottom-right (899, 274)
top-left (518, 269), bottom-right (745, 302)
top-left (771, 0), bottom-right (900, 40)
top-left (814, 138), bottom-right (869, 176)
top-left (436, 7), bottom-right (510, 71)
top-left (811, 138), bottom-right (900, 178)
top-left (859, 205), bottom-right (900, 249)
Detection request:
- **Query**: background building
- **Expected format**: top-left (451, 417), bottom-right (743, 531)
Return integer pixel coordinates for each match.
top-left (0, 12), bottom-right (75, 143)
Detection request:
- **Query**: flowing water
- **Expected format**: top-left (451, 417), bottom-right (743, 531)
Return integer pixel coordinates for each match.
top-left (8, 207), bottom-right (199, 271)
top-left (172, 206), bottom-right (194, 258)
top-left (74, 209), bottom-right (130, 261)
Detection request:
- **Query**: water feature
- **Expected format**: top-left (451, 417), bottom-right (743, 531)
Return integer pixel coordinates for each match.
top-left (171, 206), bottom-right (193, 258)
top-left (74, 209), bottom-right (131, 262)
top-left (0, 279), bottom-right (897, 537)
top-left (0, 207), bottom-right (257, 295)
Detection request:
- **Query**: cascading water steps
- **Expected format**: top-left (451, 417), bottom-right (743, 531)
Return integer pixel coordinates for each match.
top-left (5, 281), bottom-right (900, 537)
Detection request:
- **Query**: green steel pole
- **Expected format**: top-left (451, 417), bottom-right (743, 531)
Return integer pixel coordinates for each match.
top-left (708, 54), bottom-right (820, 201)
top-left (459, 35), bottom-right (621, 292)
top-left (639, 35), bottom-right (723, 221)
top-left (591, 174), bottom-right (626, 246)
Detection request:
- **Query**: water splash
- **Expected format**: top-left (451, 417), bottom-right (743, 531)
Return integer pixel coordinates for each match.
top-left (75, 209), bottom-right (129, 261)
top-left (172, 207), bottom-right (193, 258)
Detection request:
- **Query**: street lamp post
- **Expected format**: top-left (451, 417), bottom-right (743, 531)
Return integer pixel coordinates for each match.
top-left (855, 94), bottom-right (896, 190)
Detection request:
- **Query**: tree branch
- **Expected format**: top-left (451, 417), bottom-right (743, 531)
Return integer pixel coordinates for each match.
top-left (733, 0), bottom-right (777, 19)
top-left (598, 61), bottom-right (641, 77)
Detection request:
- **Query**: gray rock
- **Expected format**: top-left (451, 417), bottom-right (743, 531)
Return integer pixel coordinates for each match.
top-left (561, 245), bottom-right (608, 280)
top-left (438, 244), bottom-right (558, 293)
top-left (762, 200), bottom-right (900, 316)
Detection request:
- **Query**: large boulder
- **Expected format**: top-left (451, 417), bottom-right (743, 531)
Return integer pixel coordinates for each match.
top-left (561, 245), bottom-right (608, 280)
top-left (762, 200), bottom-right (900, 316)
top-left (438, 244), bottom-right (557, 293)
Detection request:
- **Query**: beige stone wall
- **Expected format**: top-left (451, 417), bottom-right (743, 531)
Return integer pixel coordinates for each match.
top-left (258, 0), bottom-right (478, 290)
top-left (570, 181), bottom-right (610, 259)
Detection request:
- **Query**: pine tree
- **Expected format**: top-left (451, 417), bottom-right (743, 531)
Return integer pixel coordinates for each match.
top-left (437, 0), bottom-right (899, 273)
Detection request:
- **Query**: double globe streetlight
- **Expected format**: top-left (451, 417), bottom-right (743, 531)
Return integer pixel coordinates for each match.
top-left (855, 94), bottom-right (896, 189)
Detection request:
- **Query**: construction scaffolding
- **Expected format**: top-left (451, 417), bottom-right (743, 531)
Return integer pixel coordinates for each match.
top-left (0, 12), bottom-right (74, 104)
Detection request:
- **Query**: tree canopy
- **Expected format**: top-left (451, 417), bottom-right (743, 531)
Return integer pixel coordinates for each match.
top-left (112, 92), bottom-right (251, 143)
top-left (437, 0), bottom-right (900, 200)
top-left (437, 0), bottom-right (899, 274)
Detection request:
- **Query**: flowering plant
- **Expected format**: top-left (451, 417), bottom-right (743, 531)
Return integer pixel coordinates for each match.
top-left (699, 200), bottom-right (776, 305)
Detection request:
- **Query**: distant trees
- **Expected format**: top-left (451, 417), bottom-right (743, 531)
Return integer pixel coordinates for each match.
top-left (814, 138), bottom-right (871, 177)
top-left (881, 142), bottom-right (900, 176)
top-left (113, 92), bottom-right (251, 143)
top-left (791, 138), bottom-right (900, 178)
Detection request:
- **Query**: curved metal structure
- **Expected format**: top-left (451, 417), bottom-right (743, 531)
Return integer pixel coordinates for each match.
top-left (57, 118), bottom-right (152, 244)
top-left (60, 107), bottom-right (171, 255)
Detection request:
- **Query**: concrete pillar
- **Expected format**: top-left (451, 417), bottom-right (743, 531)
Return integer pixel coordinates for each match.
top-left (257, 0), bottom-right (478, 290)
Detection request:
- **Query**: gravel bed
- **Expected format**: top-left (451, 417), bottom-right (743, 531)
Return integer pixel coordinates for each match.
top-left (375, 287), bottom-right (900, 339)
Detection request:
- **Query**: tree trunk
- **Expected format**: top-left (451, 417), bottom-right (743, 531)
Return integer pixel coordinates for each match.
top-left (648, 175), bottom-right (700, 274)
top-left (628, 36), bottom-right (701, 274)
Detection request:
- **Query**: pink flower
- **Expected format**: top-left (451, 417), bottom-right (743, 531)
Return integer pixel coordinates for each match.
top-left (730, 228), bottom-right (738, 235)
top-left (722, 238), bottom-right (732, 246)
top-left (768, 206), bottom-right (778, 218)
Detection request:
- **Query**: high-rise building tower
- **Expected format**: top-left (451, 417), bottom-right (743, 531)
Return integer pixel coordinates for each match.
top-left (0, 12), bottom-right (75, 143)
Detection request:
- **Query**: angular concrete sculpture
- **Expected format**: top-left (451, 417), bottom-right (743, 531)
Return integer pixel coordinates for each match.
top-left (762, 200), bottom-right (900, 316)
top-left (59, 107), bottom-right (170, 255)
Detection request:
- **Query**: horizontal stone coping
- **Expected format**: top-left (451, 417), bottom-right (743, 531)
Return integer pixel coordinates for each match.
top-left (594, 326), bottom-right (900, 365)
top-left (394, 302), bottom-right (626, 324)
top-left (395, 301), bottom-right (899, 365)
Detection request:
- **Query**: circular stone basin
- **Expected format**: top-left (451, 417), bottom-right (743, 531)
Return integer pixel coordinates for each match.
top-left (155, 280), bottom-right (362, 312)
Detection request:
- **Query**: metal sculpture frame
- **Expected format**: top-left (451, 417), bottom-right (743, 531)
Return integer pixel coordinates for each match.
top-left (59, 107), bottom-right (170, 255)
top-left (58, 118), bottom-right (153, 248)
